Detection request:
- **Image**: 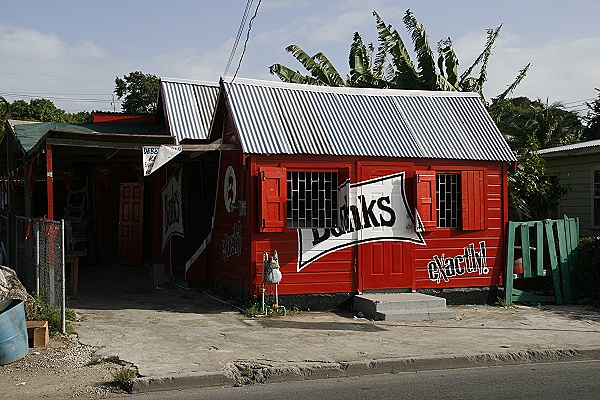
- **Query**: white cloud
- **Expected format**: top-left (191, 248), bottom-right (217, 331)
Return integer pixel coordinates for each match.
top-left (450, 29), bottom-right (600, 108)
top-left (0, 24), bottom-right (118, 112)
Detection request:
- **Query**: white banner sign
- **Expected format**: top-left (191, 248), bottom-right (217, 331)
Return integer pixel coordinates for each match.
top-left (297, 172), bottom-right (425, 271)
top-left (162, 174), bottom-right (184, 249)
top-left (143, 145), bottom-right (182, 176)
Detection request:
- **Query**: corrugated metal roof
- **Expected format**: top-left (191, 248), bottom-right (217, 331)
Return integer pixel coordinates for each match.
top-left (8, 119), bottom-right (169, 156)
top-left (160, 77), bottom-right (219, 142)
top-left (538, 139), bottom-right (600, 156)
top-left (221, 77), bottom-right (516, 162)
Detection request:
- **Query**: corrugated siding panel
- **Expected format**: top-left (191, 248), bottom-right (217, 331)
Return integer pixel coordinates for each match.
top-left (162, 80), bottom-right (219, 142)
top-left (222, 79), bottom-right (515, 162)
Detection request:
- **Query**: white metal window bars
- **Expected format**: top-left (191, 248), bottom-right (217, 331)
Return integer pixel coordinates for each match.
top-left (287, 171), bottom-right (338, 228)
top-left (437, 173), bottom-right (461, 228)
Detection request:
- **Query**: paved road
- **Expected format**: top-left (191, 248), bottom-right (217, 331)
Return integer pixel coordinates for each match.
top-left (114, 359), bottom-right (600, 400)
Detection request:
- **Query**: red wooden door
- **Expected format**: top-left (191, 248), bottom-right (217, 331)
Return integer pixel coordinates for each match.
top-left (359, 164), bottom-right (412, 290)
top-left (118, 182), bottom-right (144, 265)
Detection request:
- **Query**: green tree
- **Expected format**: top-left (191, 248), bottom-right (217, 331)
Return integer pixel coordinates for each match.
top-left (489, 97), bottom-right (583, 151)
top-left (270, 9), bottom-right (530, 103)
top-left (583, 89), bottom-right (600, 141)
top-left (5, 99), bottom-right (90, 124)
top-left (508, 137), bottom-right (570, 221)
top-left (114, 71), bottom-right (160, 114)
top-left (0, 96), bottom-right (8, 120)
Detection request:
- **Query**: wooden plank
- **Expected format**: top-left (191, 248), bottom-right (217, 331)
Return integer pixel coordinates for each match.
top-left (556, 219), bottom-right (572, 303)
top-left (510, 288), bottom-right (555, 304)
top-left (505, 222), bottom-right (517, 304)
top-left (544, 220), bottom-right (563, 304)
top-left (182, 144), bottom-right (238, 152)
top-left (521, 224), bottom-right (532, 278)
top-left (536, 221), bottom-right (544, 276)
top-left (47, 138), bottom-right (155, 150)
top-left (567, 216), bottom-right (581, 301)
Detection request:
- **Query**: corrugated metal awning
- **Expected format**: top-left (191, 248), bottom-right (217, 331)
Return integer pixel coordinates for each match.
top-left (221, 77), bottom-right (516, 162)
top-left (160, 77), bottom-right (219, 142)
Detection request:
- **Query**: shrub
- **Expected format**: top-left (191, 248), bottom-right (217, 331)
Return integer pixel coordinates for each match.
top-left (30, 295), bottom-right (75, 336)
top-left (578, 236), bottom-right (600, 301)
top-left (112, 367), bottom-right (137, 388)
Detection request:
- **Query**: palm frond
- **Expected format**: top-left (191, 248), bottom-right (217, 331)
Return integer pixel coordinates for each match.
top-left (459, 25), bottom-right (501, 87)
top-left (349, 32), bottom-right (371, 84)
top-left (285, 44), bottom-right (330, 85)
top-left (314, 52), bottom-right (347, 86)
top-left (494, 63), bottom-right (530, 102)
top-left (373, 11), bottom-right (419, 89)
top-left (403, 9), bottom-right (437, 90)
top-left (436, 75), bottom-right (458, 92)
top-left (269, 64), bottom-right (325, 86)
top-left (437, 38), bottom-right (459, 88)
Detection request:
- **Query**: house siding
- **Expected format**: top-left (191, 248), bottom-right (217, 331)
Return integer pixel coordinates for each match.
top-left (544, 153), bottom-right (600, 236)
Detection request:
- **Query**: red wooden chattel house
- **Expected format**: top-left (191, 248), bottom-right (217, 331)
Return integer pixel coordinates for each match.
top-left (186, 78), bottom-right (515, 307)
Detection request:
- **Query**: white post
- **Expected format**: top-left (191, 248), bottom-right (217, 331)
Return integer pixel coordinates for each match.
top-left (61, 219), bottom-right (65, 334)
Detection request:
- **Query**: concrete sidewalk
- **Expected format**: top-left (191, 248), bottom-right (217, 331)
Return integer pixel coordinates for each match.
top-left (69, 265), bottom-right (600, 393)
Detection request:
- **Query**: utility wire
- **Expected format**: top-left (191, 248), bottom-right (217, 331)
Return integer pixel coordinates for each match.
top-left (224, 0), bottom-right (254, 76)
top-left (231, 0), bottom-right (262, 83)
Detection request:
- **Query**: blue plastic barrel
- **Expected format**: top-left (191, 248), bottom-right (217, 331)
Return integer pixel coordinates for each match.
top-left (0, 300), bottom-right (29, 365)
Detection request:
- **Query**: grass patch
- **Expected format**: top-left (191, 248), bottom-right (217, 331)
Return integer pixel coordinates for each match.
top-left (242, 302), bottom-right (298, 317)
top-left (30, 294), bottom-right (76, 336)
top-left (496, 297), bottom-right (517, 308)
top-left (87, 355), bottom-right (121, 366)
top-left (112, 367), bottom-right (137, 387)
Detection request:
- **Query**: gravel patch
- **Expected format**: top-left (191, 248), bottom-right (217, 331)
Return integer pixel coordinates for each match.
top-left (0, 334), bottom-right (130, 399)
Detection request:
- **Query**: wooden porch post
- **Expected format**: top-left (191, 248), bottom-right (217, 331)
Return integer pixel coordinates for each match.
top-left (46, 144), bottom-right (54, 220)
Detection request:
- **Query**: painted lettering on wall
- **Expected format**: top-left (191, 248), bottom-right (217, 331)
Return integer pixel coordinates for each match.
top-left (297, 172), bottom-right (426, 271)
top-left (427, 241), bottom-right (489, 284)
top-left (162, 173), bottom-right (184, 249)
top-left (223, 165), bottom-right (237, 213)
top-left (222, 221), bottom-right (242, 262)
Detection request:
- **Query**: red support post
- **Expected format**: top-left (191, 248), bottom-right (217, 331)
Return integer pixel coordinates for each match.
top-left (46, 144), bottom-right (54, 220)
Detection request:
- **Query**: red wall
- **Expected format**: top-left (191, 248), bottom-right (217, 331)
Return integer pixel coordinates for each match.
top-left (202, 151), bottom-right (508, 299)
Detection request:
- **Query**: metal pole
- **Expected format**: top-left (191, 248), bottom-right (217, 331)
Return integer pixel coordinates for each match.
top-left (35, 220), bottom-right (40, 295)
top-left (61, 219), bottom-right (65, 334)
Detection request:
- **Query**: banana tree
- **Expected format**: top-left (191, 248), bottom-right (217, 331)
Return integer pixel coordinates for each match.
top-left (270, 9), bottom-right (530, 104)
top-left (269, 45), bottom-right (347, 87)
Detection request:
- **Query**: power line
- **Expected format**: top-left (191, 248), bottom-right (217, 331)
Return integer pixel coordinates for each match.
top-left (562, 97), bottom-right (595, 106)
top-left (0, 93), bottom-right (118, 104)
top-left (0, 72), bottom-right (108, 82)
top-left (231, 0), bottom-right (262, 83)
top-left (224, 0), bottom-right (254, 76)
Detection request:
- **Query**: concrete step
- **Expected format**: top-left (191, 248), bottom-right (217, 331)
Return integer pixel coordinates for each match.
top-left (374, 309), bottom-right (457, 322)
top-left (353, 293), bottom-right (456, 321)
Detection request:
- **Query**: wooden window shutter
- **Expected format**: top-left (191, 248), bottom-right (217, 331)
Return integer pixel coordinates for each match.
top-left (259, 166), bottom-right (286, 232)
top-left (461, 170), bottom-right (486, 230)
top-left (415, 170), bottom-right (437, 230)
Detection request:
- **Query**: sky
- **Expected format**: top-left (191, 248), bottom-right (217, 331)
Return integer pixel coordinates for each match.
top-left (1, 0), bottom-right (599, 115)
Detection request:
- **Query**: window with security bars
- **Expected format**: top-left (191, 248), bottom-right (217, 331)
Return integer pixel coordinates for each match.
top-left (287, 171), bottom-right (338, 228)
top-left (437, 173), bottom-right (461, 228)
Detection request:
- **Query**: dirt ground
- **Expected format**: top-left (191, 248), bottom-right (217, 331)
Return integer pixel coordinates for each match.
top-left (0, 334), bottom-right (130, 400)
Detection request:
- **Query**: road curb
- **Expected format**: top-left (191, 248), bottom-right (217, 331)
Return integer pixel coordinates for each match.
top-left (128, 348), bottom-right (600, 393)
top-left (130, 371), bottom-right (234, 393)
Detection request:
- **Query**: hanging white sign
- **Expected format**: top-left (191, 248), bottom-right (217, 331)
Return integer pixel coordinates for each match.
top-left (143, 145), bottom-right (182, 176)
top-left (162, 173), bottom-right (184, 249)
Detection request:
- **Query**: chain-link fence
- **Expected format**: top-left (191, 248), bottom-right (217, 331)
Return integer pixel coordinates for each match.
top-left (0, 211), bottom-right (8, 265)
top-left (15, 216), bottom-right (65, 332)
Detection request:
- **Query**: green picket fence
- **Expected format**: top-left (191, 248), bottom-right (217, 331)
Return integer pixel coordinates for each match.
top-left (505, 215), bottom-right (580, 305)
